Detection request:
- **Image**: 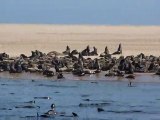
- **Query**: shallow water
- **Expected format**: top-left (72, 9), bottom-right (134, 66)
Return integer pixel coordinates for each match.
top-left (0, 74), bottom-right (160, 120)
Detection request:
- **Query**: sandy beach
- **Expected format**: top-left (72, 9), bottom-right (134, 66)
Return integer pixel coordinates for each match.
top-left (0, 24), bottom-right (160, 57)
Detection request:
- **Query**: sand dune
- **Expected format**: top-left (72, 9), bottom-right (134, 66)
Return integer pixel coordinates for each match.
top-left (0, 24), bottom-right (160, 57)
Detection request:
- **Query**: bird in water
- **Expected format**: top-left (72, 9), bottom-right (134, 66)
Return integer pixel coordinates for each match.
top-left (72, 112), bottom-right (78, 117)
top-left (44, 103), bottom-right (56, 115)
top-left (40, 103), bottom-right (57, 118)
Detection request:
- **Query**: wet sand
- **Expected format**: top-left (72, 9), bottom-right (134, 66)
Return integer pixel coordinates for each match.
top-left (0, 72), bottom-right (159, 83)
top-left (0, 24), bottom-right (160, 57)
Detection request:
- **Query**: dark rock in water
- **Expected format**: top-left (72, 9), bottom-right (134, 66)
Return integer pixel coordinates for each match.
top-left (97, 108), bottom-right (105, 112)
top-left (10, 93), bottom-right (15, 95)
top-left (34, 97), bottom-right (51, 99)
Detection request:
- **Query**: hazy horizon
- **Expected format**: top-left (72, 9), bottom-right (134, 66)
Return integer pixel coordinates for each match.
top-left (1, 0), bottom-right (160, 25)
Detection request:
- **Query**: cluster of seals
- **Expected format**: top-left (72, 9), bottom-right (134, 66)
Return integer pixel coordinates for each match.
top-left (0, 44), bottom-right (160, 78)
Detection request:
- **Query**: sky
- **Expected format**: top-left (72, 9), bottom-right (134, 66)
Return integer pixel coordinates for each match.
top-left (0, 0), bottom-right (160, 25)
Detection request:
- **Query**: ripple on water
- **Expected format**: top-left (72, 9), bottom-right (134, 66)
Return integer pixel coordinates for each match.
top-left (37, 84), bottom-right (78, 88)
top-left (0, 79), bottom-right (160, 120)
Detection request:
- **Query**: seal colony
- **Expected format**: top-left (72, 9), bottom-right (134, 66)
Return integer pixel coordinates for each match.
top-left (0, 44), bottom-right (160, 79)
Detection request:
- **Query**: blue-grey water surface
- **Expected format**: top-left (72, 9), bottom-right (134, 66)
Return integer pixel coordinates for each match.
top-left (1, 0), bottom-right (160, 25)
top-left (0, 74), bottom-right (160, 120)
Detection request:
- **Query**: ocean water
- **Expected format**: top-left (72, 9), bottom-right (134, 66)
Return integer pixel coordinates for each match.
top-left (0, 74), bottom-right (160, 120)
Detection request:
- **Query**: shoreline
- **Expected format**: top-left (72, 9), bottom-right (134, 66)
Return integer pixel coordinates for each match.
top-left (0, 72), bottom-right (159, 83)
